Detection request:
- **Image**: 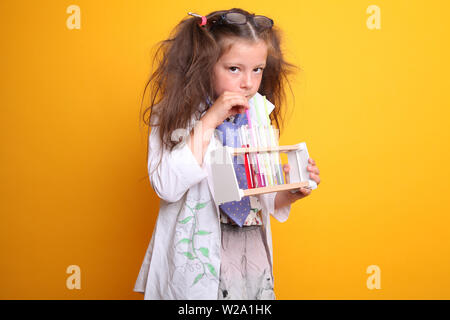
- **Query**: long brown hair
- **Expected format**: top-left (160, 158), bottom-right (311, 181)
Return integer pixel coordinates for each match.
top-left (140, 8), bottom-right (300, 174)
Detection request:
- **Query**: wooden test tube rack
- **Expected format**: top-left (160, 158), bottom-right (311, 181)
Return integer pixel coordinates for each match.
top-left (210, 142), bottom-right (318, 205)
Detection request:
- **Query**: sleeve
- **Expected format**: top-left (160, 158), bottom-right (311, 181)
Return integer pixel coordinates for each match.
top-left (147, 124), bottom-right (208, 203)
top-left (259, 192), bottom-right (292, 223)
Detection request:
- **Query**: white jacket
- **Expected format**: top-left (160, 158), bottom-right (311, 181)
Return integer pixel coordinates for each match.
top-left (133, 93), bottom-right (292, 299)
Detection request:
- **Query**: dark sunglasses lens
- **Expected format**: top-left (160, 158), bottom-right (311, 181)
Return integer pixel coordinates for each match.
top-left (254, 16), bottom-right (273, 29)
top-left (225, 12), bottom-right (247, 24)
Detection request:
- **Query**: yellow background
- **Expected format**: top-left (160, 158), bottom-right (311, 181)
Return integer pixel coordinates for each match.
top-left (1, 0), bottom-right (449, 299)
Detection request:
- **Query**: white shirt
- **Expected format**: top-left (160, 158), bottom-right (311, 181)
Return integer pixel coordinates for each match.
top-left (133, 93), bottom-right (291, 299)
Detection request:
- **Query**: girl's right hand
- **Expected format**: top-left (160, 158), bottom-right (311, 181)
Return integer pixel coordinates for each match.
top-left (206, 91), bottom-right (250, 128)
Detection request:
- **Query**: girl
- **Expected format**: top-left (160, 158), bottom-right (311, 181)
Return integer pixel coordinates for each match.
top-left (134, 8), bottom-right (321, 300)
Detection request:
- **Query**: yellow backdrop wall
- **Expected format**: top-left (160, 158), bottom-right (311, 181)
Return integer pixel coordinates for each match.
top-left (1, 0), bottom-right (449, 299)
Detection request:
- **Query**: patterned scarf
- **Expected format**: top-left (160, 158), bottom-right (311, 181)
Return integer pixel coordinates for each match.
top-left (206, 97), bottom-right (252, 227)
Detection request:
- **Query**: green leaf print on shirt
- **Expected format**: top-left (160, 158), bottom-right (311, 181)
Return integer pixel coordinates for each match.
top-left (195, 202), bottom-right (207, 210)
top-left (175, 200), bottom-right (218, 286)
top-left (198, 247), bottom-right (209, 258)
top-left (206, 263), bottom-right (217, 277)
top-left (178, 216), bottom-right (193, 224)
top-left (193, 273), bottom-right (204, 286)
top-left (177, 238), bottom-right (191, 245)
top-left (195, 230), bottom-right (211, 236)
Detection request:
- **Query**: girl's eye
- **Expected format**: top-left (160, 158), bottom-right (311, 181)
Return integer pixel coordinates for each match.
top-left (228, 66), bottom-right (264, 74)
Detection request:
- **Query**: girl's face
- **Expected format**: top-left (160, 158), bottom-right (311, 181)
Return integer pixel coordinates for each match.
top-left (212, 38), bottom-right (268, 101)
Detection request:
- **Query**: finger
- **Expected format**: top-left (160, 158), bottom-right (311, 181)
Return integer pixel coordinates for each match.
top-left (226, 93), bottom-right (249, 103)
top-left (301, 187), bottom-right (312, 194)
top-left (234, 100), bottom-right (250, 113)
top-left (294, 187), bottom-right (311, 197)
top-left (223, 91), bottom-right (246, 97)
top-left (227, 97), bottom-right (249, 108)
top-left (310, 173), bottom-right (320, 185)
top-left (229, 101), bottom-right (249, 115)
top-left (237, 106), bottom-right (247, 114)
top-left (307, 165), bottom-right (320, 175)
top-left (227, 91), bottom-right (249, 100)
top-left (308, 158), bottom-right (316, 165)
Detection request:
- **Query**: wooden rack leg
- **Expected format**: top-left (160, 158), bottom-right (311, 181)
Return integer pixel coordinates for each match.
top-left (243, 181), bottom-right (310, 197)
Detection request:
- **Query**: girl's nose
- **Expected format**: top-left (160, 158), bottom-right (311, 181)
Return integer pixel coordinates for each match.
top-left (240, 73), bottom-right (252, 89)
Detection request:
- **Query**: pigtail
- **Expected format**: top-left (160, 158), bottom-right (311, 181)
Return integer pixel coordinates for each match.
top-left (140, 13), bottom-right (221, 178)
top-left (178, 16), bottom-right (219, 113)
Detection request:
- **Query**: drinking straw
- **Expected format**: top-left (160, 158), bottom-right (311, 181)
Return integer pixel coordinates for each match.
top-left (246, 107), bottom-right (264, 188)
top-left (263, 96), bottom-right (284, 185)
top-left (266, 108), bottom-right (282, 184)
top-left (256, 120), bottom-right (273, 186)
top-left (251, 124), bottom-right (264, 188)
top-left (263, 125), bottom-right (273, 185)
top-left (257, 98), bottom-right (273, 186)
top-left (262, 124), bottom-right (275, 186)
top-left (253, 97), bottom-right (272, 186)
top-left (238, 126), bottom-right (253, 188)
top-left (272, 127), bottom-right (286, 184)
top-left (253, 97), bottom-right (266, 187)
top-left (250, 122), bottom-right (262, 187)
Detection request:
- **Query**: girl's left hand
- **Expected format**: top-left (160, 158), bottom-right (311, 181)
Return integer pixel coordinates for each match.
top-left (283, 158), bottom-right (320, 202)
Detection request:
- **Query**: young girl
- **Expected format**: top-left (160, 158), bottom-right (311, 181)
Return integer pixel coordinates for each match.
top-left (134, 8), bottom-right (321, 300)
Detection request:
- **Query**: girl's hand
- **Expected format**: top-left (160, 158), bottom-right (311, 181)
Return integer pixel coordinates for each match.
top-left (206, 91), bottom-right (250, 127)
top-left (283, 158), bottom-right (320, 203)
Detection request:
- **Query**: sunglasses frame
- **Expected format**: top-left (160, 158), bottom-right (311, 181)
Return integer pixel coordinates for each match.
top-left (209, 11), bottom-right (274, 30)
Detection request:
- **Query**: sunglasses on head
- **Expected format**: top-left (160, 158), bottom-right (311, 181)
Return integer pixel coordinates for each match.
top-left (188, 11), bottom-right (273, 31)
